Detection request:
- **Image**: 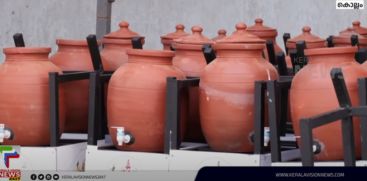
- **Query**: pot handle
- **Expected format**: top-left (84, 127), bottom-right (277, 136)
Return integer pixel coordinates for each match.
top-left (202, 44), bottom-right (216, 64)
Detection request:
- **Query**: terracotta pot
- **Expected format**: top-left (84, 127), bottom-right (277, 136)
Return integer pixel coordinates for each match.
top-left (212, 29), bottom-right (227, 41)
top-left (172, 26), bottom-right (213, 77)
top-left (290, 46), bottom-right (366, 160)
top-left (334, 27), bottom-right (367, 48)
top-left (199, 28), bottom-right (279, 152)
top-left (351, 21), bottom-right (367, 37)
top-left (285, 26), bottom-right (326, 69)
top-left (247, 18), bottom-right (283, 56)
top-left (161, 24), bottom-right (189, 50)
top-left (101, 21), bottom-right (145, 71)
top-left (50, 39), bottom-right (94, 133)
top-left (107, 49), bottom-right (186, 152)
top-left (0, 47), bottom-right (65, 145)
top-left (172, 26), bottom-right (214, 142)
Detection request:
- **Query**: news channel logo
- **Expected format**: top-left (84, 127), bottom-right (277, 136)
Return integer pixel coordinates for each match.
top-left (0, 145), bottom-right (21, 180)
top-left (0, 146), bottom-right (20, 169)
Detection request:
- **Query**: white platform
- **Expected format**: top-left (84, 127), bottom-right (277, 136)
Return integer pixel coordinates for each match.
top-left (169, 150), bottom-right (271, 170)
top-left (9, 142), bottom-right (87, 171)
top-left (85, 145), bottom-right (170, 171)
top-left (84, 140), bottom-right (276, 171)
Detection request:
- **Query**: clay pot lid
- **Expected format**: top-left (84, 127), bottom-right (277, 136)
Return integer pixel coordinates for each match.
top-left (161, 24), bottom-right (189, 40)
top-left (246, 18), bottom-right (278, 38)
top-left (127, 49), bottom-right (174, 57)
top-left (212, 29), bottom-right (227, 41)
top-left (104, 21), bottom-right (142, 39)
top-left (56, 39), bottom-right (89, 46)
top-left (286, 26), bottom-right (326, 48)
top-left (337, 27), bottom-right (366, 39)
top-left (102, 37), bottom-right (144, 45)
top-left (334, 27), bottom-right (367, 45)
top-left (4, 47), bottom-right (51, 54)
top-left (216, 23), bottom-right (265, 44)
top-left (352, 21), bottom-right (367, 35)
top-left (305, 46), bottom-right (357, 56)
top-left (174, 26), bottom-right (213, 45)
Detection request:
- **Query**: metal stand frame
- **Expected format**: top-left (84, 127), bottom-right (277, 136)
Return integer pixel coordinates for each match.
top-left (49, 72), bottom-right (91, 146)
top-left (267, 67), bottom-right (367, 166)
top-left (202, 44), bottom-right (216, 64)
top-left (267, 76), bottom-right (294, 162)
top-left (86, 34), bottom-right (143, 145)
top-left (12, 33), bottom-right (94, 146)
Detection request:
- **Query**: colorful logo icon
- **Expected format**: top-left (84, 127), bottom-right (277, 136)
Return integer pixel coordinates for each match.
top-left (0, 146), bottom-right (20, 168)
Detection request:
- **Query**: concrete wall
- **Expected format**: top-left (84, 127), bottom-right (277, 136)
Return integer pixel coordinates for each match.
top-left (0, 0), bottom-right (97, 61)
top-left (111, 0), bottom-right (367, 49)
top-left (0, 0), bottom-right (366, 61)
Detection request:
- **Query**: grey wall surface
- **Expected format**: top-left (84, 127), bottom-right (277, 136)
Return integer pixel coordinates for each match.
top-left (0, 0), bottom-right (366, 61)
top-left (0, 0), bottom-right (97, 61)
top-left (111, 0), bottom-right (367, 50)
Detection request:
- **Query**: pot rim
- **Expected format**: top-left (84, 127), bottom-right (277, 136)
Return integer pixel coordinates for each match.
top-left (3, 47), bottom-right (51, 54)
top-left (304, 46), bottom-right (357, 56)
top-left (172, 42), bottom-right (205, 51)
top-left (286, 41), bottom-right (326, 49)
top-left (213, 43), bottom-right (265, 50)
top-left (127, 49), bottom-right (175, 57)
top-left (102, 37), bottom-right (145, 45)
top-left (56, 39), bottom-right (88, 46)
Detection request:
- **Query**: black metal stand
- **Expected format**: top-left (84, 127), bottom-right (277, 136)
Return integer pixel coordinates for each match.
top-left (202, 44), bottom-right (216, 64)
top-left (289, 41), bottom-right (307, 74)
top-left (86, 34), bottom-right (142, 145)
top-left (355, 48), bottom-right (367, 64)
top-left (132, 36), bottom-right (144, 49)
top-left (11, 33), bottom-right (98, 146)
top-left (267, 76), bottom-right (293, 162)
top-left (164, 77), bottom-right (200, 154)
top-left (283, 33), bottom-right (291, 55)
top-left (266, 63), bottom-right (367, 166)
top-left (87, 71), bottom-right (112, 145)
top-left (266, 40), bottom-right (277, 66)
top-left (164, 78), bottom-right (269, 155)
top-left (327, 35), bottom-right (334, 47)
top-left (351, 34), bottom-right (359, 47)
top-left (300, 68), bottom-right (355, 166)
top-left (49, 72), bottom-right (91, 146)
top-left (276, 52), bottom-right (289, 76)
top-left (357, 78), bottom-right (367, 160)
top-left (266, 40), bottom-right (291, 76)
top-left (253, 81), bottom-right (267, 154)
top-left (13, 33), bottom-right (25, 47)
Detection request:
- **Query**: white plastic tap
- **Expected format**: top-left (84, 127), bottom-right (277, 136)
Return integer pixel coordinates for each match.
top-left (111, 127), bottom-right (132, 146)
top-left (0, 124), bottom-right (13, 143)
top-left (264, 127), bottom-right (270, 147)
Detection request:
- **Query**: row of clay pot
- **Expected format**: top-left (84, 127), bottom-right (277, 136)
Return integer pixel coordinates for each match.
top-left (105, 19), bottom-right (367, 161)
top-left (1, 18), bottom-right (367, 164)
top-left (107, 22), bottom-right (278, 152)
